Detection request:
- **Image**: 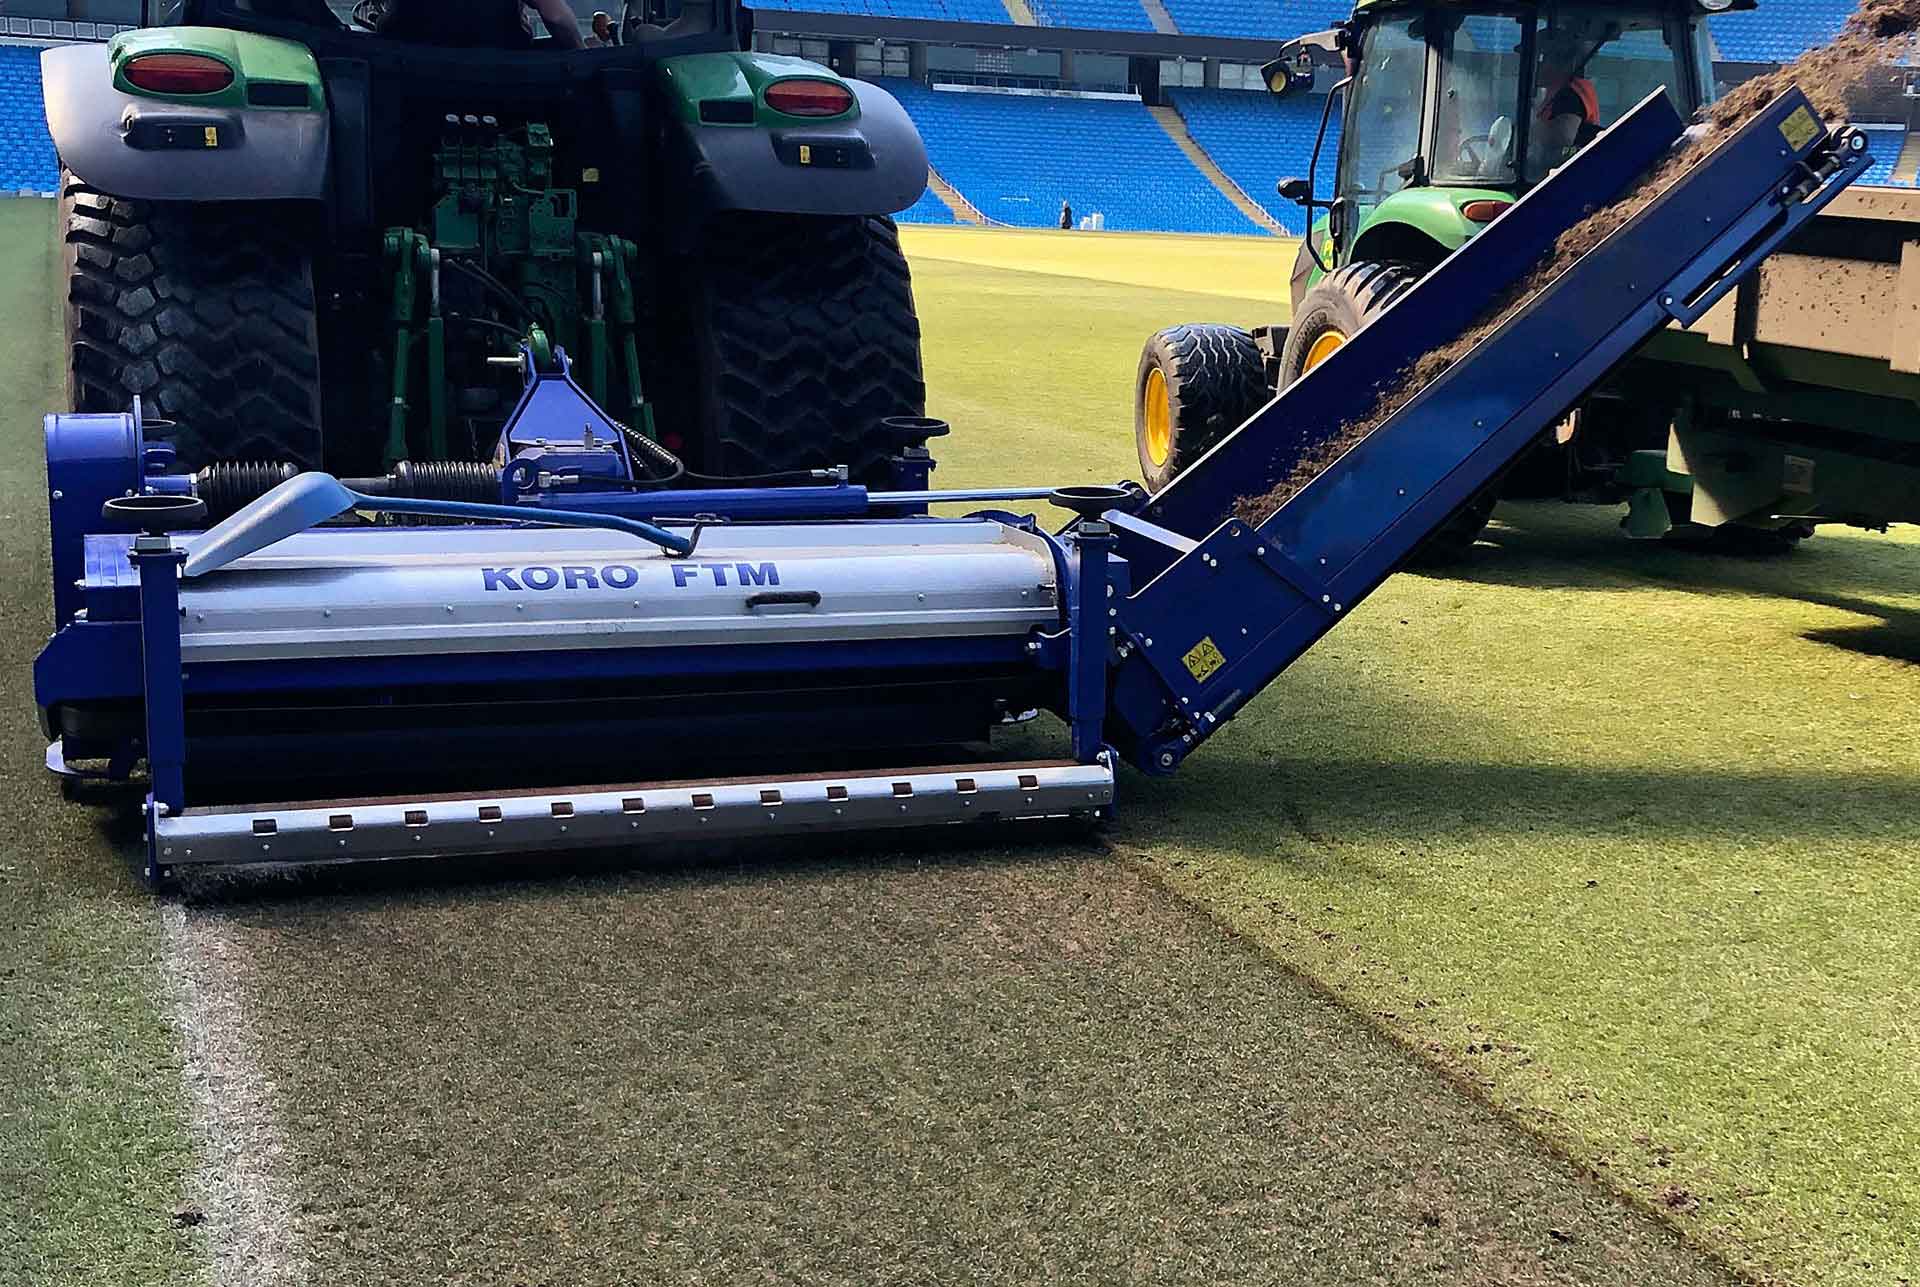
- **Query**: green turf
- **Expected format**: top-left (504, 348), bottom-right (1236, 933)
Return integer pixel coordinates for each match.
top-left (0, 200), bottom-right (204, 1286)
top-left (907, 227), bottom-right (1920, 1286)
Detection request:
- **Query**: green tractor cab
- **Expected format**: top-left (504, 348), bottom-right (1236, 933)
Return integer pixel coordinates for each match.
top-left (1136, 0), bottom-right (1748, 553)
top-left (47, 0), bottom-right (929, 484)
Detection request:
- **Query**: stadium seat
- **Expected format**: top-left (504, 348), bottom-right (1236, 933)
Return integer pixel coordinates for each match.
top-left (897, 183), bottom-right (959, 224)
top-left (1855, 125), bottom-right (1905, 186)
top-left (877, 79), bottom-right (1265, 234)
top-left (0, 47), bottom-right (57, 193)
top-left (749, 0), bottom-right (1014, 23)
top-left (1027, 0), bottom-right (1154, 33)
top-left (1168, 88), bottom-right (1341, 233)
top-left (1157, 0), bottom-right (1346, 40)
top-left (1706, 0), bottom-right (1852, 64)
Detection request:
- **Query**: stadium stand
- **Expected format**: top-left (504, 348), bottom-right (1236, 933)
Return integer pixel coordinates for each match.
top-left (879, 79), bottom-right (1263, 233)
top-left (1707, 0), bottom-right (1851, 64)
top-left (748, 0), bottom-right (1021, 21)
top-left (898, 183), bottom-right (959, 223)
top-left (0, 47), bottom-right (57, 194)
top-left (1168, 88), bottom-right (1341, 233)
top-left (1027, 0), bottom-right (1153, 32)
top-left (1857, 125), bottom-right (1905, 185)
top-left (749, 0), bottom-right (1014, 23)
top-left (1157, 0), bottom-right (1346, 40)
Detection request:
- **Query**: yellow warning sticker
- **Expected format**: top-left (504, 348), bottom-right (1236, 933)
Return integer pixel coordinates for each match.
top-left (203, 125), bottom-right (220, 149)
top-left (799, 144), bottom-right (813, 166)
top-left (1182, 636), bottom-right (1226, 683)
top-left (1779, 105), bottom-right (1818, 153)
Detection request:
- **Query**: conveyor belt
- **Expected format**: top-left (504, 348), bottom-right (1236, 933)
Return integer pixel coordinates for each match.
top-left (1096, 88), bottom-right (1870, 775)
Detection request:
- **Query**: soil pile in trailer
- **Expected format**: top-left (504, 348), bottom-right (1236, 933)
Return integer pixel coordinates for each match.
top-left (1232, 0), bottom-right (1920, 525)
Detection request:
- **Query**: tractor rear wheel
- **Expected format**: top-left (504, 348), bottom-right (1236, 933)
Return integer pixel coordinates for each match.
top-left (681, 212), bottom-right (924, 487)
top-left (61, 173), bottom-right (325, 468)
top-left (1283, 260), bottom-right (1496, 561)
top-left (1134, 323), bottom-right (1269, 493)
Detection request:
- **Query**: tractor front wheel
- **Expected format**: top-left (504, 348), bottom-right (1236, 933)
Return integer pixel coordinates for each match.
top-left (1276, 260), bottom-right (1421, 388)
top-left (1134, 323), bottom-right (1270, 492)
top-left (61, 172), bottom-right (325, 469)
top-left (680, 213), bottom-right (924, 487)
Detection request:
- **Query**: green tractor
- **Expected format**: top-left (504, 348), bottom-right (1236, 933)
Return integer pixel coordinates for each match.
top-left (47, 0), bottom-right (929, 487)
top-left (1137, 0), bottom-right (1768, 552)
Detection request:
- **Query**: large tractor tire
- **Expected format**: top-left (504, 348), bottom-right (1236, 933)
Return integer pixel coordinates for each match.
top-left (62, 173), bottom-right (325, 468)
top-left (683, 212), bottom-right (924, 487)
top-left (1277, 260), bottom-right (1420, 387)
top-left (1282, 260), bottom-right (1495, 561)
top-left (1134, 323), bottom-right (1269, 493)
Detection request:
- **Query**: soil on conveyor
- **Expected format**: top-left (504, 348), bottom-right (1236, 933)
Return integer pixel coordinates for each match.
top-left (1231, 0), bottom-right (1920, 526)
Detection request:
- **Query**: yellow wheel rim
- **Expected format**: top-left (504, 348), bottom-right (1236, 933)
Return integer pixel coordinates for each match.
top-left (1303, 327), bottom-right (1349, 372)
top-left (1143, 367), bottom-right (1173, 468)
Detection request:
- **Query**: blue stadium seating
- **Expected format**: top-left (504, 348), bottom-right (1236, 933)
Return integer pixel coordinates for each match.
top-left (897, 182), bottom-right (959, 223)
top-left (1028, 0), bottom-right (1152, 33)
top-left (1707, 0), bottom-right (1851, 64)
top-left (1856, 126), bottom-right (1905, 186)
top-left (878, 79), bottom-right (1265, 233)
top-left (1158, 0), bottom-right (1346, 40)
top-left (1169, 88), bottom-right (1340, 233)
top-left (750, 0), bottom-right (1013, 22)
top-left (0, 46), bottom-right (57, 194)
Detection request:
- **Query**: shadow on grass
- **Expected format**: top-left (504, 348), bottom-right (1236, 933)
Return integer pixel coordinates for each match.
top-left (1437, 503), bottom-right (1920, 606)
top-left (1128, 753), bottom-right (1916, 851)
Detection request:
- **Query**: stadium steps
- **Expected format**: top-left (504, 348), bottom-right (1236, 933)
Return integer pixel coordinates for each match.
top-left (926, 167), bottom-right (990, 222)
top-left (1000, 0), bottom-right (1039, 22)
top-left (1139, 0), bottom-right (1179, 34)
top-left (1146, 104), bottom-right (1284, 234)
top-left (1894, 129), bottom-right (1920, 184)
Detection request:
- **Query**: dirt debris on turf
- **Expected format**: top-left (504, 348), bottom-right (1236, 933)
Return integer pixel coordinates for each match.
top-left (1232, 0), bottom-right (1920, 526)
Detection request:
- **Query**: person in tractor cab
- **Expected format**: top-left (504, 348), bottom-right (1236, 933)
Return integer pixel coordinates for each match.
top-left (377, 0), bottom-right (585, 49)
top-left (1531, 29), bottom-right (1602, 168)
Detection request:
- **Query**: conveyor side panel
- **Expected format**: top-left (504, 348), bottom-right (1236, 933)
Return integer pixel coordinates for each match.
top-left (1142, 90), bottom-right (1688, 542)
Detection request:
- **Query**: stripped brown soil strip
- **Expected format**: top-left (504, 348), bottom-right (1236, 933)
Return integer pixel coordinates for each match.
top-left (174, 846), bottom-right (1740, 1285)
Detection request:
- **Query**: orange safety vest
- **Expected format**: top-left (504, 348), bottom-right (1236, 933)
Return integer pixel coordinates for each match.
top-left (1539, 76), bottom-right (1600, 125)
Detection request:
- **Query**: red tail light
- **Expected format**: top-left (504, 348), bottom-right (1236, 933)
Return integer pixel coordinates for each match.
top-left (1461, 199), bottom-right (1512, 223)
top-left (764, 79), bottom-right (854, 118)
top-left (124, 53), bottom-right (235, 96)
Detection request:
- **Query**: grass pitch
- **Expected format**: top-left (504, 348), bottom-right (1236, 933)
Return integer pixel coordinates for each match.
top-left (0, 212), bottom-right (1912, 1286)
top-left (0, 202), bottom-right (202, 1286)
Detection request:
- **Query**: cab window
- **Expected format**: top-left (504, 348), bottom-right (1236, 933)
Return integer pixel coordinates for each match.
top-left (1433, 13), bottom-right (1526, 187)
top-left (1336, 15), bottom-right (1429, 224)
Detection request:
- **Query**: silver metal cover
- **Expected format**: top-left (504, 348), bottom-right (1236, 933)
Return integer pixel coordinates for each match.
top-left (175, 519), bottom-right (1060, 661)
top-left (155, 759), bottom-right (1116, 869)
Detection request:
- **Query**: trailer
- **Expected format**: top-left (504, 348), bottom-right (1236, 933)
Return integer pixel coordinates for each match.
top-left (33, 85), bottom-right (1870, 884)
top-left (1609, 184), bottom-right (1920, 534)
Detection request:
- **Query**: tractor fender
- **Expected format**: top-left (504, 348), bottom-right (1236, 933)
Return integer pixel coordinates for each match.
top-left (668, 79), bottom-right (929, 218)
top-left (41, 43), bottom-right (328, 203)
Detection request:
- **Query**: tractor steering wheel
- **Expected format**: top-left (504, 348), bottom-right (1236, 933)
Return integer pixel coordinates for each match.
top-left (351, 0), bottom-right (388, 32)
top-left (1456, 134), bottom-right (1492, 170)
